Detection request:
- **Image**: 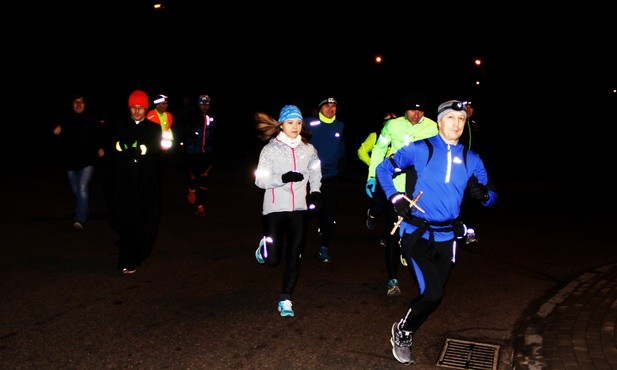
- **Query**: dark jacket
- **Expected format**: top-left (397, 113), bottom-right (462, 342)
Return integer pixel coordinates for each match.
top-left (305, 114), bottom-right (345, 178)
top-left (107, 116), bottom-right (163, 267)
top-left (185, 110), bottom-right (216, 155)
top-left (55, 112), bottom-right (105, 170)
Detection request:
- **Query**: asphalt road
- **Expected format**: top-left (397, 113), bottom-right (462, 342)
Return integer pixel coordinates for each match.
top-left (1, 151), bottom-right (614, 369)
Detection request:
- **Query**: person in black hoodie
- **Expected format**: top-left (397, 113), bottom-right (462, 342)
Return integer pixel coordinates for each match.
top-left (52, 93), bottom-right (106, 230)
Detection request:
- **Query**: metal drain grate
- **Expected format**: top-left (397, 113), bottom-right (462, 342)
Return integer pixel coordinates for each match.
top-left (436, 338), bottom-right (500, 370)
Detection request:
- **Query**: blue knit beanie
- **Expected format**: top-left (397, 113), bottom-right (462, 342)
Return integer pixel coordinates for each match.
top-left (278, 105), bottom-right (303, 122)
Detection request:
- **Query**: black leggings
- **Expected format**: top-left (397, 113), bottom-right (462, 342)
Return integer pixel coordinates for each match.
top-left (187, 153), bottom-right (213, 205)
top-left (399, 236), bottom-right (456, 333)
top-left (384, 206), bottom-right (401, 280)
top-left (261, 211), bottom-right (308, 298)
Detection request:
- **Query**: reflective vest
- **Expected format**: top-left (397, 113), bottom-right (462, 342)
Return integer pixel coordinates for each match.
top-left (147, 110), bottom-right (174, 150)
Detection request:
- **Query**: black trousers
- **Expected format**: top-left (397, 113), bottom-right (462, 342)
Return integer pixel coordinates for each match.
top-left (186, 153), bottom-right (213, 206)
top-left (317, 176), bottom-right (339, 249)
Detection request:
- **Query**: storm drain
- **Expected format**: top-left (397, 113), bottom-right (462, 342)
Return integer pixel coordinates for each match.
top-left (436, 338), bottom-right (500, 370)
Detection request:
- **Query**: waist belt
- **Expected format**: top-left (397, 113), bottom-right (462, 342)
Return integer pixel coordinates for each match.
top-left (408, 216), bottom-right (455, 230)
top-left (401, 216), bottom-right (461, 258)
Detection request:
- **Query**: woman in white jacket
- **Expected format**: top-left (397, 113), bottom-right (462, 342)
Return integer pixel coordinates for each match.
top-left (254, 105), bottom-right (322, 317)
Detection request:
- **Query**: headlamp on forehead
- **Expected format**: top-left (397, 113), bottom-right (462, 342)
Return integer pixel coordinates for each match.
top-left (153, 94), bottom-right (168, 105)
top-left (437, 101), bottom-right (470, 114)
top-left (198, 94), bottom-right (211, 105)
top-left (319, 97), bottom-right (338, 107)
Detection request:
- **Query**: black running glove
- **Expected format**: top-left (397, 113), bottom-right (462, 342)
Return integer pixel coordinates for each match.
top-left (281, 171), bottom-right (304, 183)
top-left (307, 192), bottom-right (323, 212)
top-left (390, 193), bottom-right (413, 221)
top-left (468, 176), bottom-right (489, 202)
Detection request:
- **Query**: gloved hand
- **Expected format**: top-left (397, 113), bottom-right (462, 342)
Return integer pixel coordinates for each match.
top-left (307, 192), bottom-right (323, 212)
top-left (468, 176), bottom-right (489, 202)
top-left (366, 177), bottom-right (377, 198)
top-left (389, 193), bottom-right (413, 221)
top-left (365, 178), bottom-right (377, 198)
top-left (281, 171), bottom-right (304, 183)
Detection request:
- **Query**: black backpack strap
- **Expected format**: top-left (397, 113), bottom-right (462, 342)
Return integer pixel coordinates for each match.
top-left (405, 139), bottom-right (433, 195)
top-left (404, 165), bottom-right (417, 195)
top-left (424, 138), bottom-right (433, 164)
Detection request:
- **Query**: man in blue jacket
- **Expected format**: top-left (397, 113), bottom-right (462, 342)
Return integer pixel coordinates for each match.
top-left (306, 97), bottom-right (345, 262)
top-left (376, 100), bottom-right (498, 365)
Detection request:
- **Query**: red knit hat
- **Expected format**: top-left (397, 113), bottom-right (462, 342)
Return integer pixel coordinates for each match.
top-left (128, 90), bottom-right (149, 110)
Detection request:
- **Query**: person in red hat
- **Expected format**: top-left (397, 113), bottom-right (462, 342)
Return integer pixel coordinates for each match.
top-left (106, 89), bottom-right (164, 275)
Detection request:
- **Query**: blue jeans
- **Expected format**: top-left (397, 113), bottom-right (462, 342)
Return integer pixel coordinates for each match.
top-left (67, 166), bottom-right (95, 223)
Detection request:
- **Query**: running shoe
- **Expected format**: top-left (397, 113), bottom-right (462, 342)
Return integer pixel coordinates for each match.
top-left (278, 299), bottom-right (294, 317)
top-left (387, 279), bottom-right (401, 296)
top-left (390, 320), bottom-right (414, 365)
top-left (318, 246), bottom-right (331, 262)
top-left (255, 239), bottom-right (266, 264)
top-left (195, 204), bottom-right (206, 217)
top-left (466, 228), bottom-right (479, 246)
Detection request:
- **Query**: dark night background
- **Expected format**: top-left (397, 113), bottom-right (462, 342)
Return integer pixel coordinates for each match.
top-left (11, 2), bottom-right (616, 195)
top-left (1, 6), bottom-right (615, 368)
